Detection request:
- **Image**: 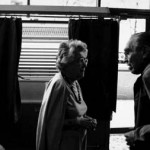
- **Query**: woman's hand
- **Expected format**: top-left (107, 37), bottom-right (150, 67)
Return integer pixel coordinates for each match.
top-left (76, 116), bottom-right (97, 130)
top-left (84, 115), bottom-right (97, 130)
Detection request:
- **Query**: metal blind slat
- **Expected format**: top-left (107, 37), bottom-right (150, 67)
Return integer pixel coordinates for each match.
top-left (18, 23), bottom-right (68, 80)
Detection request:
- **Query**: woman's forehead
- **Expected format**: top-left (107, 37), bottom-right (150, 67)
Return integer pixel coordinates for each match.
top-left (70, 47), bottom-right (87, 56)
top-left (76, 51), bottom-right (88, 58)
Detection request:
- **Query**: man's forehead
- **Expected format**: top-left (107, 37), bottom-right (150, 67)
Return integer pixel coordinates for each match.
top-left (126, 36), bottom-right (139, 48)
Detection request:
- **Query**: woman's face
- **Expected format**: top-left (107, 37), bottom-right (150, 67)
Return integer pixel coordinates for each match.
top-left (64, 50), bottom-right (88, 81)
top-left (125, 39), bottom-right (144, 74)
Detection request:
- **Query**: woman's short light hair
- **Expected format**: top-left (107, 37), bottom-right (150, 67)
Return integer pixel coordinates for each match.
top-left (56, 39), bottom-right (88, 71)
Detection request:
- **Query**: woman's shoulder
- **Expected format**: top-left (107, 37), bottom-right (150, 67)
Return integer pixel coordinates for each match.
top-left (52, 73), bottom-right (68, 90)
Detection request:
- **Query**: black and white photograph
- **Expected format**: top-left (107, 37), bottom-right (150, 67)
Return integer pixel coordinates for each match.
top-left (0, 0), bottom-right (150, 150)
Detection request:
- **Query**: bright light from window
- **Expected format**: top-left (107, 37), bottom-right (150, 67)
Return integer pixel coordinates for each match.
top-left (101, 0), bottom-right (150, 9)
top-left (111, 19), bottom-right (145, 128)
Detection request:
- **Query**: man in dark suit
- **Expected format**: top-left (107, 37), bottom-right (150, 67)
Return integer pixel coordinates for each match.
top-left (124, 32), bottom-right (150, 150)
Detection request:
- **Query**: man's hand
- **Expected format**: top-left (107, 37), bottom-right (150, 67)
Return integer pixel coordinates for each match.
top-left (124, 130), bottom-right (135, 146)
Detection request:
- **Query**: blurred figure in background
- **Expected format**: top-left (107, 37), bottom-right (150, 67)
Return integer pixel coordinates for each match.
top-left (36, 39), bottom-right (97, 150)
top-left (124, 32), bottom-right (150, 150)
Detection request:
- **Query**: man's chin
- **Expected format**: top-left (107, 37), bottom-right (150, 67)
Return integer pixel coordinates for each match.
top-left (130, 69), bottom-right (141, 75)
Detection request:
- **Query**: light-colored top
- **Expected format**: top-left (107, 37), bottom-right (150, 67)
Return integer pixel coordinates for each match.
top-left (36, 72), bottom-right (87, 150)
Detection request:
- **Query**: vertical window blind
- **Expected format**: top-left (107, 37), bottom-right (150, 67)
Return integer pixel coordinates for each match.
top-left (19, 23), bottom-right (68, 81)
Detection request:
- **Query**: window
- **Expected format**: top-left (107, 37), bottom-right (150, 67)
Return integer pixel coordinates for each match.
top-left (0, 0), bottom-right (97, 6)
top-left (19, 23), bottom-right (68, 81)
top-left (30, 0), bottom-right (97, 6)
top-left (99, 0), bottom-right (147, 129)
top-left (101, 0), bottom-right (150, 9)
top-left (110, 19), bottom-right (145, 128)
top-left (19, 18), bottom-right (146, 128)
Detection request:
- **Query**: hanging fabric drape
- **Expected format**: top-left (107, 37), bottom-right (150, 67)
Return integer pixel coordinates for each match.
top-left (69, 19), bottom-right (119, 120)
top-left (0, 18), bottom-right (22, 144)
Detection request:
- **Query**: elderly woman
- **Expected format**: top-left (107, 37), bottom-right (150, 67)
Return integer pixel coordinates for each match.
top-left (36, 40), bottom-right (97, 150)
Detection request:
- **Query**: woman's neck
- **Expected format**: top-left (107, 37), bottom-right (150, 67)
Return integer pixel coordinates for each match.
top-left (61, 72), bottom-right (75, 85)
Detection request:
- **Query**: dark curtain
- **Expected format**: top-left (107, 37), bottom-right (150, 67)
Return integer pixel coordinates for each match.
top-left (69, 19), bottom-right (119, 120)
top-left (69, 19), bottom-right (119, 149)
top-left (0, 18), bottom-right (22, 145)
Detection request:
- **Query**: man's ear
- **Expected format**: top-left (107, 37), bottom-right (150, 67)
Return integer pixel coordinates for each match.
top-left (142, 45), bottom-right (150, 59)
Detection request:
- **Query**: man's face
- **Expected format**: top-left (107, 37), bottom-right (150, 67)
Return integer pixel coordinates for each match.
top-left (124, 38), bottom-right (144, 74)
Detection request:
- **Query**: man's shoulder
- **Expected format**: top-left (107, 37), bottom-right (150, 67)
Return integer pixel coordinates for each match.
top-left (142, 64), bottom-right (150, 79)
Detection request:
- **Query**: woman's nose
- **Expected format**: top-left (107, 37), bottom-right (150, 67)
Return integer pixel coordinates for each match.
top-left (83, 60), bottom-right (88, 67)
